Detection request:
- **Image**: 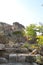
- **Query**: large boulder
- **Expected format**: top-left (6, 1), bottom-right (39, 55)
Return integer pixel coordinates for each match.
top-left (9, 54), bottom-right (26, 62)
top-left (17, 56), bottom-right (26, 62)
top-left (13, 22), bottom-right (25, 32)
top-left (9, 54), bottom-right (17, 62)
top-left (0, 57), bottom-right (8, 63)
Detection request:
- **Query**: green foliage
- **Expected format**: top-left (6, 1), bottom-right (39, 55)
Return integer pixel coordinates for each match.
top-left (26, 24), bottom-right (36, 38)
top-left (23, 42), bottom-right (29, 48)
top-left (36, 56), bottom-right (43, 64)
top-left (36, 25), bottom-right (43, 35)
top-left (37, 36), bottom-right (43, 46)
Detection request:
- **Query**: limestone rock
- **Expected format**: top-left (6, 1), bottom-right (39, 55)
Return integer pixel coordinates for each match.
top-left (0, 57), bottom-right (8, 63)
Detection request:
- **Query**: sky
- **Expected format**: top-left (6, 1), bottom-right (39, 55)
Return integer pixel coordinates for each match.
top-left (0, 0), bottom-right (43, 26)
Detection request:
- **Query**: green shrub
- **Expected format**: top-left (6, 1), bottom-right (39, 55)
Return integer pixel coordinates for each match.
top-left (23, 42), bottom-right (29, 48)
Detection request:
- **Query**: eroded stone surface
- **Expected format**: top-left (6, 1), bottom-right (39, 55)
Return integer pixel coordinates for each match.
top-left (0, 57), bottom-right (8, 63)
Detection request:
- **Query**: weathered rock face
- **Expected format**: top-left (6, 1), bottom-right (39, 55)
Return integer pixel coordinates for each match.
top-left (0, 57), bottom-right (8, 63)
top-left (5, 48), bottom-right (28, 53)
top-left (6, 54), bottom-right (36, 63)
top-left (13, 48), bottom-right (28, 53)
top-left (9, 54), bottom-right (25, 62)
top-left (25, 56), bottom-right (36, 63)
top-left (0, 22), bottom-right (25, 44)
top-left (20, 48), bottom-right (28, 53)
top-left (12, 22), bottom-right (25, 32)
top-left (0, 22), bottom-right (12, 35)
top-left (9, 54), bottom-right (17, 62)
top-left (17, 56), bottom-right (25, 62)
top-left (0, 44), bottom-right (5, 50)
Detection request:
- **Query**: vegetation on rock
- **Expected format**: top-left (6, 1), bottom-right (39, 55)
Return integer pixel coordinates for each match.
top-left (0, 22), bottom-right (43, 64)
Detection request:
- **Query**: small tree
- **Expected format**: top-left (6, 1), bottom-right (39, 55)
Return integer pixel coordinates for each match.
top-left (26, 24), bottom-right (37, 44)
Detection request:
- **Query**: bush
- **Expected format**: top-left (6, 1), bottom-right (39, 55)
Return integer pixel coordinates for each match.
top-left (23, 42), bottom-right (29, 48)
